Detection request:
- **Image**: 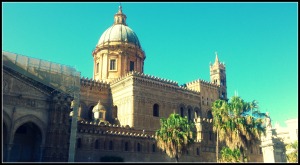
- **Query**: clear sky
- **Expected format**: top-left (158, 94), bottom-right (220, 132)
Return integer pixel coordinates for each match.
top-left (2, 2), bottom-right (298, 127)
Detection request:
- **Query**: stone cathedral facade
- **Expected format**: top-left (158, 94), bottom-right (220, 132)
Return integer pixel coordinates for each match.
top-left (2, 6), bottom-right (265, 162)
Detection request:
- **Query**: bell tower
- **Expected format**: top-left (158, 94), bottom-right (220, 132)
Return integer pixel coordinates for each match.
top-left (210, 52), bottom-right (227, 100)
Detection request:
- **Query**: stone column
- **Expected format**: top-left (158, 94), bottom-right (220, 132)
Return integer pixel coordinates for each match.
top-left (68, 90), bottom-right (80, 162)
top-left (6, 143), bottom-right (14, 162)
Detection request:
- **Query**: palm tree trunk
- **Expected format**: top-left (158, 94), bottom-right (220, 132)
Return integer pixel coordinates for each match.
top-left (216, 130), bottom-right (219, 162)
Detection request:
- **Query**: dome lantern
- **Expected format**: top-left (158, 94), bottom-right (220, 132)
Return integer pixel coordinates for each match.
top-left (114, 4), bottom-right (127, 25)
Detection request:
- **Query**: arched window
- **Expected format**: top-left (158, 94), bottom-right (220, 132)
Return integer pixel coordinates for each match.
top-left (124, 142), bottom-right (129, 151)
top-left (109, 141), bottom-right (113, 150)
top-left (137, 143), bottom-right (141, 152)
top-left (197, 147), bottom-right (200, 155)
top-left (89, 106), bottom-right (94, 121)
top-left (77, 138), bottom-right (81, 149)
top-left (113, 106), bottom-right (118, 119)
top-left (152, 144), bottom-right (156, 152)
top-left (207, 110), bottom-right (213, 119)
top-left (153, 104), bottom-right (159, 117)
top-left (188, 108), bottom-right (191, 121)
top-left (180, 107), bottom-right (184, 117)
top-left (95, 139), bottom-right (99, 149)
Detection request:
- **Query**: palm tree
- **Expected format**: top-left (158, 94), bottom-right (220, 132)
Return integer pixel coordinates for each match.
top-left (155, 113), bottom-right (196, 162)
top-left (286, 140), bottom-right (298, 162)
top-left (212, 96), bottom-right (266, 162)
top-left (219, 146), bottom-right (241, 162)
top-left (227, 96), bottom-right (266, 162)
top-left (212, 99), bottom-right (229, 162)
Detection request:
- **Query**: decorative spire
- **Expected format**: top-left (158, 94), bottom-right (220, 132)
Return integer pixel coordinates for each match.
top-left (118, 3), bottom-right (122, 14)
top-left (215, 51), bottom-right (219, 64)
top-left (114, 3), bottom-right (127, 25)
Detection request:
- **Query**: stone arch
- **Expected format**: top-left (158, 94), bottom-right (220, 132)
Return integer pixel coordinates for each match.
top-left (12, 115), bottom-right (46, 145)
top-left (88, 104), bottom-right (95, 121)
top-left (10, 121), bottom-right (43, 162)
top-left (207, 110), bottom-right (213, 119)
top-left (194, 107), bottom-right (201, 118)
top-left (3, 110), bottom-right (12, 139)
top-left (78, 101), bottom-right (87, 119)
top-left (178, 103), bottom-right (186, 117)
top-left (3, 117), bottom-right (9, 162)
top-left (187, 105), bottom-right (193, 121)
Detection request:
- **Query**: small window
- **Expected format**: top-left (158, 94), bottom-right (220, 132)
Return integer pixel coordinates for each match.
top-left (130, 61), bottom-right (134, 71)
top-left (152, 144), bottom-right (156, 152)
top-left (197, 148), bottom-right (200, 155)
top-left (99, 112), bottom-right (103, 119)
top-left (153, 104), bottom-right (159, 117)
top-left (77, 138), bottom-right (81, 149)
top-left (188, 108), bottom-right (191, 121)
top-left (137, 143), bottom-right (141, 152)
top-left (125, 142), bottom-right (129, 151)
top-left (180, 107), bottom-right (184, 117)
top-left (95, 139), bottom-right (99, 149)
top-left (109, 59), bottom-right (117, 71)
top-left (96, 62), bottom-right (99, 73)
top-left (207, 110), bottom-right (213, 119)
top-left (109, 141), bottom-right (113, 150)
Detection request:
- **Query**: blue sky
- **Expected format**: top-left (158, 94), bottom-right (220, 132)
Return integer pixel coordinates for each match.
top-left (2, 2), bottom-right (298, 127)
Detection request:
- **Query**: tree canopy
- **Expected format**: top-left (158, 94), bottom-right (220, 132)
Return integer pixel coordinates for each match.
top-left (155, 113), bottom-right (196, 162)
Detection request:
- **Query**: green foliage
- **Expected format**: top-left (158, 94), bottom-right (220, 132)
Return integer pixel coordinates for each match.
top-left (211, 96), bottom-right (267, 162)
top-left (100, 156), bottom-right (124, 162)
top-left (155, 113), bottom-right (196, 162)
top-left (219, 146), bottom-right (241, 162)
top-left (286, 140), bottom-right (298, 163)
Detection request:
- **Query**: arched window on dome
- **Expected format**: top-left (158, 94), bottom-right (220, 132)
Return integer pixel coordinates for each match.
top-left (109, 59), bottom-right (117, 71)
top-left (130, 61), bottom-right (135, 71)
top-left (96, 62), bottom-right (99, 73)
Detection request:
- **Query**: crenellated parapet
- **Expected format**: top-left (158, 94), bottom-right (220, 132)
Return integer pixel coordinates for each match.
top-left (77, 120), bottom-right (155, 139)
top-left (80, 77), bottom-right (110, 89)
top-left (186, 79), bottom-right (219, 89)
top-left (111, 71), bottom-right (201, 95)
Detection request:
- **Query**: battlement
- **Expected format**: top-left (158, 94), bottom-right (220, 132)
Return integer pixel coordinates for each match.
top-left (80, 77), bottom-right (110, 89)
top-left (111, 71), bottom-right (200, 95)
top-left (78, 120), bottom-right (155, 139)
top-left (111, 71), bottom-right (178, 85)
top-left (186, 79), bottom-right (219, 88)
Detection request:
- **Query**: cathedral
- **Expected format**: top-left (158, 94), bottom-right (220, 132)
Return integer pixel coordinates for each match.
top-left (2, 6), bottom-right (265, 162)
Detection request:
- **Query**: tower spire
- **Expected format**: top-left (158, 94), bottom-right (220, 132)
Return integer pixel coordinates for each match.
top-left (215, 51), bottom-right (219, 64)
top-left (118, 2), bottom-right (122, 13)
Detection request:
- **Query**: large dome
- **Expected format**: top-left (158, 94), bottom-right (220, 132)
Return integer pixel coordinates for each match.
top-left (97, 24), bottom-right (141, 48)
top-left (96, 6), bottom-right (141, 49)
